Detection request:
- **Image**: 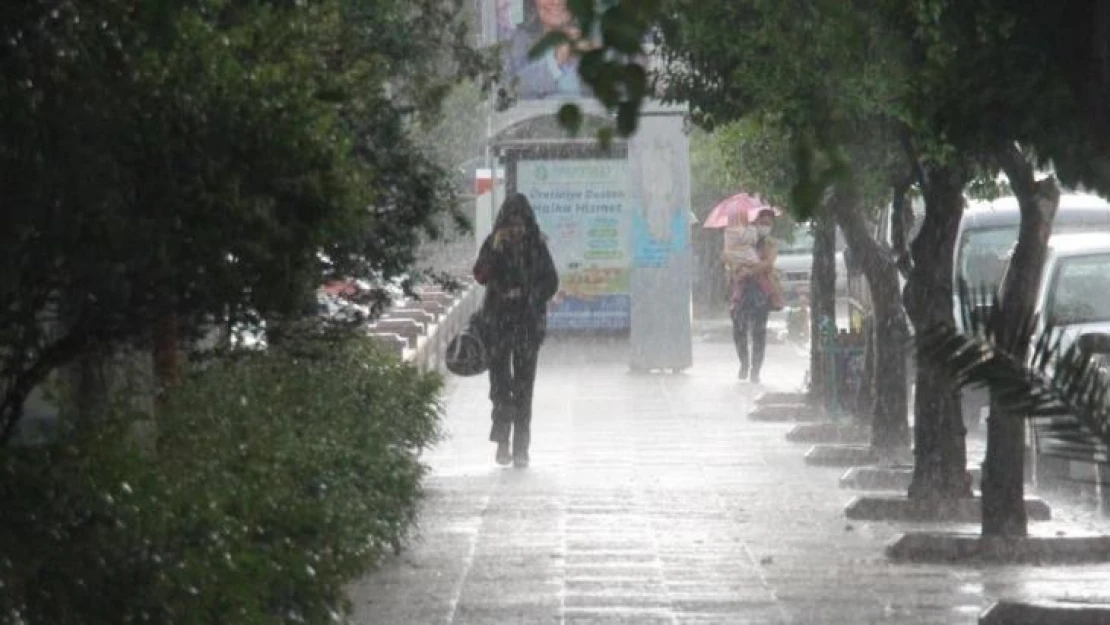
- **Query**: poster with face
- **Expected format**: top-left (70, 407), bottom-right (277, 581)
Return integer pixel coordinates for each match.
top-left (494, 0), bottom-right (524, 43)
top-left (498, 0), bottom-right (594, 101)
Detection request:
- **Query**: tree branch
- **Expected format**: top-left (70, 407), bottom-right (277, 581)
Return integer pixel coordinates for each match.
top-left (996, 142), bottom-right (1036, 206)
top-left (829, 180), bottom-right (888, 274)
top-left (891, 173), bottom-right (915, 279)
top-left (0, 328), bottom-right (91, 444)
top-left (898, 125), bottom-right (928, 195)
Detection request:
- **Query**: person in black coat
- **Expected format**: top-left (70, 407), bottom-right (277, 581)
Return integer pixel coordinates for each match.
top-left (473, 193), bottom-right (559, 468)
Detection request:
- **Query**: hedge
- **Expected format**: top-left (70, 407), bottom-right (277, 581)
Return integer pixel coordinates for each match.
top-left (1, 333), bottom-right (442, 624)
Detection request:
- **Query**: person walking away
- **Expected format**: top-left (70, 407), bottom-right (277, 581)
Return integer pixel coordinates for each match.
top-left (725, 208), bottom-right (783, 383)
top-left (473, 193), bottom-right (559, 468)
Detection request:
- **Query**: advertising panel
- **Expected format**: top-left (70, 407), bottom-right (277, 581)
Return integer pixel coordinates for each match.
top-left (515, 158), bottom-right (631, 329)
top-left (493, 0), bottom-right (598, 102)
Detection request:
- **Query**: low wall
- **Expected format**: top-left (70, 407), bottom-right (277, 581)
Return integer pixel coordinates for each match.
top-left (367, 284), bottom-right (483, 375)
top-left (406, 286), bottom-right (483, 374)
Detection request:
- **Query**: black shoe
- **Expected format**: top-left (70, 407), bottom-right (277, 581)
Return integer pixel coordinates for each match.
top-left (495, 441), bottom-right (512, 466)
top-left (739, 365), bottom-right (749, 380)
top-left (750, 371), bottom-right (761, 384)
top-left (513, 453), bottom-right (529, 469)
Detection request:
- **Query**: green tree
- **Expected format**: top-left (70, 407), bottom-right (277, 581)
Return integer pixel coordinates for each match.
top-left (645, 0), bottom-right (915, 453)
top-left (0, 0), bottom-right (475, 441)
top-left (558, 0), bottom-right (1110, 537)
top-left (883, 0), bottom-right (1110, 535)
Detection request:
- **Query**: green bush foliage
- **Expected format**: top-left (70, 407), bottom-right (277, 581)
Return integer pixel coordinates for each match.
top-left (0, 335), bottom-right (442, 624)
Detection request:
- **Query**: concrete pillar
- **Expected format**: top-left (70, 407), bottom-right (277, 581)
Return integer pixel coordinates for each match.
top-left (627, 104), bottom-right (693, 370)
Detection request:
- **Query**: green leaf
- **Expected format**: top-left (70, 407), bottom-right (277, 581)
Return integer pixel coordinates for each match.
top-left (616, 101), bottom-right (639, 136)
top-left (316, 87), bottom-right (348, 103)
top-left (600, 6), bottom-right (645, 55)
top-left (557, 103), bottom-right (584, 135)
top-left (592, 63), bottom-right (624, 108)
top-left (597, 126), bottom-right (615, 149)
top-left (579, 49), bottom-right (606, 82)
top-left (623, 63), bottom-right (648, 103)
top-left (528, 31), bottom-right (571, 60)
top-left (568, 0), bottom-right (597, 35)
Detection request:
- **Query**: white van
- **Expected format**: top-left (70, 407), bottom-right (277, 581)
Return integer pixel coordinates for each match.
top-left (1000, 232), bottom-right (1110, 483)
top-left (955, 193), bottom-right (1110, 429)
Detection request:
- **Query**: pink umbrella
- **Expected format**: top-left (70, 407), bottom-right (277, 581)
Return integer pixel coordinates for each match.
top-left (702, 193), bottom-right (780, 228)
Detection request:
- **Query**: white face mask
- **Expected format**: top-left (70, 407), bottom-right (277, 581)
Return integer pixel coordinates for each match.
top-left (756, 225), bottom-right (773, 237)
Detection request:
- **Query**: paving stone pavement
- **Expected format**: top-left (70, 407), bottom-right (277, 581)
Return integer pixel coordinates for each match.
top-left (349, 336), bottom-right (1110, 625)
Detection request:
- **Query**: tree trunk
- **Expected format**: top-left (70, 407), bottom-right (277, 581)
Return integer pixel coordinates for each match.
top-left (868, 267), bottom-right (910, 457)
top-left (858, 313), bottom-right (876, 425)
top-left (981, 146), bottom-right (1061, 537)
top-left (808, 210), bottom-right (838, 409)
top-left (0, 323), bottom-right (89, 444)
top-left (697, 230), bottom-right (729, 313)
top-left (845, 245), bottom-right (875, 422)
top-left (906, 164), bottom-right (972, 501)
top-left (891, 177), bottom-right (915, 279)
top-left (68, 348), bottom-right (110, 426)
top-left (152, 311), bottom-right (181, 404)
top-left (830, 186), bottom-right (910, 459)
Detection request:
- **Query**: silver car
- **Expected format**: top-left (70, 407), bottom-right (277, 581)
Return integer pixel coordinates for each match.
top-left (775, 228), bottom-right (848, 307)
top-left (1003, 232), bottom-right (1110, 484)
top-left (955, 193), bottom-right (1110, 429)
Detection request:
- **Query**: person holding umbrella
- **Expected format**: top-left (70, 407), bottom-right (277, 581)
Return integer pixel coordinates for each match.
top-left (704, 194), bottom-right (784, 382)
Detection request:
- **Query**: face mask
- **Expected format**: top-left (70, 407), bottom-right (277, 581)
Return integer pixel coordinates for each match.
top-left (756, 225), bottom-right (772, 237)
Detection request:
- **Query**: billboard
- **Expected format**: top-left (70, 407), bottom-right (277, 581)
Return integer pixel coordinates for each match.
top-left (495, 0), bottom-right (596, 101)
top-left (516, 158), bottom-right (631, 329)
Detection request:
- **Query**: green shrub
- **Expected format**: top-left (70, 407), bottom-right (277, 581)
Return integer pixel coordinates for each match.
top-left (0, 334), bottom-right (442, 624)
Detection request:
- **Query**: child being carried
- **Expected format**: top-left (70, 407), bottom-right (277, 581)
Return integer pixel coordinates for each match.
top-left (722, 211), bottom-right (785, 310)
top-left (723, 214), bottom-right (761, 270)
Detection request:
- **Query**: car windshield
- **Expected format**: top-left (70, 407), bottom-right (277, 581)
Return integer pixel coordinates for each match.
top-left (776, 228), bottom-right (846, 254)
top-left (958, 222), bottom-right (1108, 290)
top-left (957, 227), bottom-right (1016, 290)
top-left (1048, 253), bottom-right (1110, 326)
top-left (779, 230), bottom-right (814, 254)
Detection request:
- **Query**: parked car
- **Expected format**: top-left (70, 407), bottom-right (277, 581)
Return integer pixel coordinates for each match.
top-left (775, 227), bottom-right (848, 307)
top-left (999, 232), bottom-right (1110, 483)
top-left (1005, 232), bottom-right (1110, 364)
top-left (955, 193), bottom-right (1110, 429)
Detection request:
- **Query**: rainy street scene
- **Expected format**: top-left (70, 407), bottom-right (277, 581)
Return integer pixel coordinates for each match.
top-left (4, 1), bottom-right (1110, 625)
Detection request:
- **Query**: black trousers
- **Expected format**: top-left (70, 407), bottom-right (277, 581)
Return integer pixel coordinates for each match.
top-left (488, 338), bottom-right (541, 457)
top-left (731, 303), bottom-right (769, 377)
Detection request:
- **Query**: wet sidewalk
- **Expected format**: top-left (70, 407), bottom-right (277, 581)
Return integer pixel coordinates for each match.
top-left (349, 336), bottom-right (1110, 625)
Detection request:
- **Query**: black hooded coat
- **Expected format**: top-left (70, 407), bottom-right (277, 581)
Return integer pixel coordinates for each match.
top-left (472, 194), bottom-right (559, 347)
